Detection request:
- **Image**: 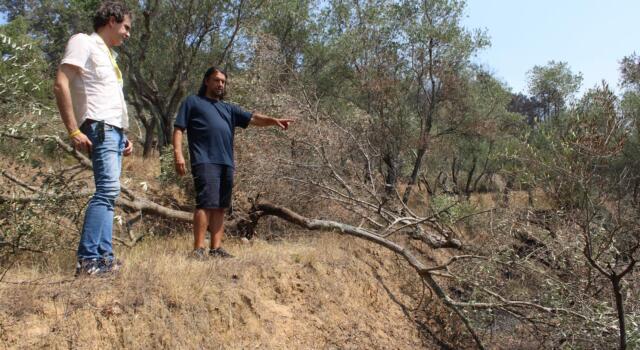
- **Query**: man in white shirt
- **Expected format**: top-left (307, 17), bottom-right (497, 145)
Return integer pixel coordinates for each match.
top-left (53, 1), bottom-right (133, 276)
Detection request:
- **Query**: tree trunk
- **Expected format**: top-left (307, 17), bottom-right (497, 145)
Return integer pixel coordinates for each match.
top-left (465, 155), bottom-right (478, 196)
top-left (383, 151), bottom-right (400, 194)
top-left (421, 174), bottom-right (434, 195)
top-left (142, 116), bottom-right (157, 157)
top-left (451, 157), bottom-right (459, 194)
top-left (402, 146), bottom-right (427, 205)
top-left (160, 110), bottom-right (174, 148)
top-left (612, 276), bottom-right (627, 350)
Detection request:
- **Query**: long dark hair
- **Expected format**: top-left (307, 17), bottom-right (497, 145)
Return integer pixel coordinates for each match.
top-left (197, 66), bottom-right (227, 99)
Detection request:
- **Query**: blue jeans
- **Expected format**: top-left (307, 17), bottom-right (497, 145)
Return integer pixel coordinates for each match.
top-left (77, 121), bottom-right (125, 261)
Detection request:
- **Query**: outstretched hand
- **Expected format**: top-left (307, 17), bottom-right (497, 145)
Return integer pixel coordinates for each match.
top-left (274, 118), bottom-right (295, 130)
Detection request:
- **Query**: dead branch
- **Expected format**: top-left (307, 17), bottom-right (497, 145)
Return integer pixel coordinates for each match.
top-left (0, 190), bottom-right (93, 203)
top-left (113, 233), bottom-right (147, 248)
top-left (0, 241), bottom-right (47, 254)
top-left (284, 176), bottom-right (461, 248)
top-left (0, 170), bottom-right (192, 222)
top-left (1, 170), bottom-right (39, 192)
top-left (0, 183), bottom-right (261, 237)
top-left (424, 255), bottom-right (487, 272)
top-left (249, 200), bottom-right (485, 349)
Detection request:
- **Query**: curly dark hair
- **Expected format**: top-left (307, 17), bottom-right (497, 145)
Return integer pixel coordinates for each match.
top-left (93, 1), bottom-right (131, 31)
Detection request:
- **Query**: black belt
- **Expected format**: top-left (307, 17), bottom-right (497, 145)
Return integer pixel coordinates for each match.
top-left (82, 119), bottom-right (122, 131)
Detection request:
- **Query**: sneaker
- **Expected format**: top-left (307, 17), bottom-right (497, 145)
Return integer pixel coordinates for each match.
top-left (99, 258), bottom-right (123, 275)
top-left (75, 258), bottom-right (101, 277)
top-left (189, 247), bottom-right (208, 261)
top-left (209, 247), bottom-right (234, 258)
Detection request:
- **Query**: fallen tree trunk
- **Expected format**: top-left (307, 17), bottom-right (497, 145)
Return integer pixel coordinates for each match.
top-left (0, 174), bottom-right (192, 222)
top-left (250, 201), bottom-right (461, 251)
top-left (247, 200), bottom-right (485, 349)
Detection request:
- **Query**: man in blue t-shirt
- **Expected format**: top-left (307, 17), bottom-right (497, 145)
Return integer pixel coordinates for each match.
top-left (173, 66), bottom-right (294, 259)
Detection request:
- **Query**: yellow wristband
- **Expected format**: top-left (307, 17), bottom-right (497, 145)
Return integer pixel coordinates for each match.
top-left (69, 129), bottom-right (82, 138)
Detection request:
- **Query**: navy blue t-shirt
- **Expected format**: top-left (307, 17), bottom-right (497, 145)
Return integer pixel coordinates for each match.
top-left (174, 95), bottom-right (253, 168)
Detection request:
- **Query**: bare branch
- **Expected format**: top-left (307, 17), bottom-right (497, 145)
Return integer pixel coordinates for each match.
top-left (424, 255), bottom-right (487, 272)
top-left (1, 170), bottom-right (39, 192)
top-left (249, 200), bottom-right (484, 349)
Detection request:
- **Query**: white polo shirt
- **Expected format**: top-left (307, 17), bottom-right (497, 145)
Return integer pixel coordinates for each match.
top-left (60, 33), bottom-right (128, 129)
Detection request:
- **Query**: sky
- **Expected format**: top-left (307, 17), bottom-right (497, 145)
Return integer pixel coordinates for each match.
top-left (463, 0), bottom-right (639, 95)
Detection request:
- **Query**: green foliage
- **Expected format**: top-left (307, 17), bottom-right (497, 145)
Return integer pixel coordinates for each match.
top-left (524, 84), bottom-right (629, 208)
top-left (620, 54), bottom-right (640, 141)
top-left (159, 145), bottom-right (179, 183)
top-left (448, 71), bottom-right (523, 191)
top-left (0, 201), bottom-right (36, 265)
top-left (257, 0), bottom-right (311, 70)
top-left (428, 194), bottom-right (477, 225)
top-left (527, 60), bottom-right (583, 120)
top-left (620, 53), bottom-right (640, 90)
top-left (0, 0), bottom-right (96, 73)
top-left (0, 162), bottom-right (82, 266)
top-left (519, 83), bottom-right (639, 348)
top-left (628, 313), bottom-right (640, 349)
top-left (158, 145), bottom-right (191, 188)
top-left (621, 91), bottom-right (640, 132)
top-left (0, 17), bottom-right (54, 120)
top-left (304, 0), bottom-right (490, 191)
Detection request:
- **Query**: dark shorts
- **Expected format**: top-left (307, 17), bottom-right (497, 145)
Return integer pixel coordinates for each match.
top-left (192, 163), bottom-right (234, 209)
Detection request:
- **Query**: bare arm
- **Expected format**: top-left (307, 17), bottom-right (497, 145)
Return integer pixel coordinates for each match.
top-left (173, 128), bottom-right (186, 176)
top-left (53, 64), bottom-right (92, 153)
top-left (249, 112), bottom-right (294, 130)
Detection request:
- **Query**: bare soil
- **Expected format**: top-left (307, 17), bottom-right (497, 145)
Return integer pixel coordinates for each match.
top-left (0, 234), bottom-right (435, 349)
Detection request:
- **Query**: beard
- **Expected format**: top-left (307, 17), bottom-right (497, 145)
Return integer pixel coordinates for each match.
top-left (208, 87), bottom-right (225, 99)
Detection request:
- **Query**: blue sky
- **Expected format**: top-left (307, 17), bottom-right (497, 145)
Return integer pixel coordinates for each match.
top-left (463, 0), bottom-right (639, 95)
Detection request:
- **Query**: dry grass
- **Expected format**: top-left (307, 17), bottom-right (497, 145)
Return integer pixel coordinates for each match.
top-left (0, 233), bottom-right (430, 349)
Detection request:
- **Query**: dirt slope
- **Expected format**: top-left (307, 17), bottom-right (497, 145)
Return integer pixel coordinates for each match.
top-left (0, 234), bottom-right (432, 349)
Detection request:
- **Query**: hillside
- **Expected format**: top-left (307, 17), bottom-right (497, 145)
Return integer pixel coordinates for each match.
top-left (0, 234), bottom-right (434, 349)
top-left (2, 0), bottom-right (639, 346)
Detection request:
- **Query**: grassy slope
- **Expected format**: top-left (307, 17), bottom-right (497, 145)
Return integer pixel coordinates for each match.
top-left (0, 234), bottom-right (430, 349)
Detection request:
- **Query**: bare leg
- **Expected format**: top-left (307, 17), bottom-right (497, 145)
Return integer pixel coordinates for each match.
top-left (193, 209), bottom-right (209, 249)
top-left (208, 208), bottom-right (225, 249)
